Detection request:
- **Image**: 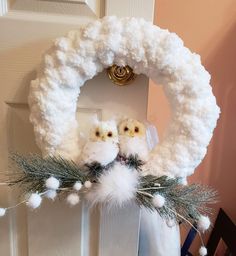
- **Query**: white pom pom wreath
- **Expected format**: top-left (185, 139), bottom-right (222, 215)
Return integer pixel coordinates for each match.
top-left (73, 181), bottom-right (82, 191)
top-left (27, 193), bottom-right (42, 209)
top-left (0, 208), bottom-right (6, 217)
top-left (29, 16), bottom-right (220, 178)
top-left (45, 190), bottom-right (57, 200)
top-left (152, 194), bottom-right (165, 208)
top-left (86, 162), bottom-right (139, 207)
top-left (199, 246), bottom-right (207, 256)
top-left (66, 193), bottom-right (80, 206)
top-left (197, 215), bottom-right (211, 232)
top-left (45, 177), bottom-right (60, 190)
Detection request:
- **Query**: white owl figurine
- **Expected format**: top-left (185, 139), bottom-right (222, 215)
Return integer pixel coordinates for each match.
top-left (118, 118), bottom-right (149, 161)
top-left (79, 120), bottom-right (119, 166)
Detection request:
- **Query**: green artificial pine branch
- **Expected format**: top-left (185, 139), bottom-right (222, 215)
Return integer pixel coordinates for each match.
top-left (136, 175), bottom-right (218, 223)
top-left (6, 153), bottom-right (218, 226)
top-left (125, 154), bottom-right (144, 171)
top-left (8, 153), bottom-right (87, 194)
top-left (85, 161), bottom-right (115, 181)
top-left (117, 154), bottom-right (144, 171)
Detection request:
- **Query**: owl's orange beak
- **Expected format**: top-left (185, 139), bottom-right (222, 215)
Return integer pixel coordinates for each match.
top-left (101, 135), bottom-right (106, 141)
top-left (129, 131), bottom-right (135, 137)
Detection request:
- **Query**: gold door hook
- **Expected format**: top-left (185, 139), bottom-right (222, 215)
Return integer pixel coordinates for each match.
top-left (107, 65), bottom-right (136, 86)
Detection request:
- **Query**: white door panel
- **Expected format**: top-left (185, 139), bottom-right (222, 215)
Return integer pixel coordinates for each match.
top-left (28, 201), bottom-right (85, 256)
top-left (99, 204), bottom-right (141, 256)
top-left (0, 1), bottom-right (155, 255)
top-left (1, 0), bottom-right (102, 20)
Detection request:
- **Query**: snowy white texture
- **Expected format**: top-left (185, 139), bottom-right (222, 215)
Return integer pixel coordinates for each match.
top-left (29, 16), bottom-right (220, 177)
top-left (79, 141), bottom-right (119, 166)
top-left (0, 208), bottom-right (6, 217)
top-left (119, 135), bottom-right (149, 161)
top-left (152, 194), bottom-right (165, 208)
top-left (199, 246), bottom-right (207, 256)
top-left (73, 181), bottom-right (82, 191)
top-left (45, 189), bottom-right (57, 200)
top-left (45, 176), bottom-right (60, 190)
top-left (197, 215), bottom-right (211, 232)
top-left (66, 193), bottom-right (80, 206)
top-left (27, 193), bottom-right (42, 209)
top-left (86, 162), bottom-right (139, 207)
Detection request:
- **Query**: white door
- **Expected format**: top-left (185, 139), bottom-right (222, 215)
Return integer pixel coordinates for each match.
top-left (0, 1), bottom-right (155, 255)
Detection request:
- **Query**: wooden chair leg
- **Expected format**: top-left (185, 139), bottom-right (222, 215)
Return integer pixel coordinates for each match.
top-left (181, 226), bottom-right (197, 256)
top-left (207, 208), bottom-right (236, 256)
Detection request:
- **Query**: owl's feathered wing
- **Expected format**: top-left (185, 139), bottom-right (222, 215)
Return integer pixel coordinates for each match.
top-left (79, 141), bottom-right (119, 166)
top-left (119, 135), bottom-right (149, 161)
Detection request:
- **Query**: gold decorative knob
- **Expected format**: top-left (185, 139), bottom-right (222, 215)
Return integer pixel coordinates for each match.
top-left (107, 65), bottom-right (136, 86)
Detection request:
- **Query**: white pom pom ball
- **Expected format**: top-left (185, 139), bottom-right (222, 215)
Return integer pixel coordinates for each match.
top-left (86, 162), bottom-right (139, 207)
top-left (45, 177), bottom-right (60, 190)
top-left (73, 181), bottom-right (82, 191)
top-left (27, 193), bottom-right (42, 209)
top-left (197, 215), bottom-right (211, 232)
top-left (199, 246), bottom-right (207, 256)
top-left (45, 190), bottom-right (57, 200)
top-left (152, 194), bottom-right (165, 208)
top-left (84, 180), bottom-right (92, 189)
top-left (0, 208), bottom-right (6, 217)
top-left (67, 193), bottom-right (80, 206)
top-left (166, 219), bottom-right (176, 228)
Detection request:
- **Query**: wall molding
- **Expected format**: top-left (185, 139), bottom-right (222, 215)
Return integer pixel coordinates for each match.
top-left (0, 0), bottom-right (8, 16)
top-left (1, 0), bottom-right (103, 20)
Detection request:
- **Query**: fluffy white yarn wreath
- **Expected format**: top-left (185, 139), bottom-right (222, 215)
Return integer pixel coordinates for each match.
top-left (29, 16), bottom-right (220, 178)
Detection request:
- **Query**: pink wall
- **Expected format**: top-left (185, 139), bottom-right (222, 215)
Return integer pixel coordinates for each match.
top-left (148, 0), bottom-right (236, 250)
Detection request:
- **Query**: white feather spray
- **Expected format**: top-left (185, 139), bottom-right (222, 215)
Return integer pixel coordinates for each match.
top-left (86, 162), bottom-right (139, 207)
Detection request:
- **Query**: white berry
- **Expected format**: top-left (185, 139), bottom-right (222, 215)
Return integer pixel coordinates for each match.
top-left (67, 193), bottom-right (80, 206)
top-left (27, 193), bottom-right (42, 209)
top-left (45, 190), bottom-right (57, 200)
top-left (84, 180), bottom-right (92, 189)
top-left (199, 246), bottom-right (207, 256)
top-left (152, 194), bottom-right (165, 208)
top-left (45, 177), bottom-right (60, 190)
top-left (197, 215), bottom-right (211, 232)
top-left (73, 181), bottom-right (82, 191)
top-left (0, 208), bottom-right (6, 217)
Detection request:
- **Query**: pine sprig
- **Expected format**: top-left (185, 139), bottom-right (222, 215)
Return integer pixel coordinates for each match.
top-left (126, 154), bottom-right (144, 171)
top-left (1, 153), bottom-right (217, 255)
top-left (6, 153), bottom-right (218, 226)
top-left (85, 161), bottom-right (114, 181)
top-left (8, 153), bottom-right (88, 194)
top-left (117, 154), bottom-right (144, 171)
top-left (136, 175), bottom-right (218, 223)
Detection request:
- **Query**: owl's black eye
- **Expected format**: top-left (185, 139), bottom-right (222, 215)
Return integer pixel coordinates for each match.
top-left (107, 132), bottom-right (113, 137)
top-left (134, 127), bottom-right (139, 133)
top-left (95, 131), bottom-right (100, 137)
top-left (124, 126), bottom-right (129, 132)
